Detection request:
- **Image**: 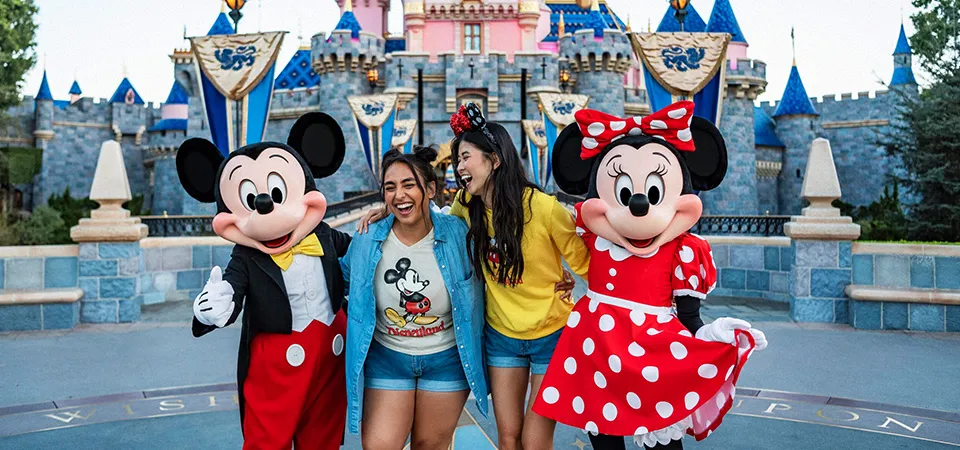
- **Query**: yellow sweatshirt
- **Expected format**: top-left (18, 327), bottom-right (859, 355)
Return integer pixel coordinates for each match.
top-left (449, 188), bottom-right (590, 339)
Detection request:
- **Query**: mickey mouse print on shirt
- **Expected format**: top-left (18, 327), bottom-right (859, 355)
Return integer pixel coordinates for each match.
top-left (383, 257), bottom-right (439, 328)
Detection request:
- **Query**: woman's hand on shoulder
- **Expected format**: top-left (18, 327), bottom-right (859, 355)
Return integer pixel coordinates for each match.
top-left (356, 206), bottom-right (388, 234)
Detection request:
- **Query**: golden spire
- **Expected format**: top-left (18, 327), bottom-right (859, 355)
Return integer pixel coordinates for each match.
top-left (648, 17), bottom-right (652, 32)
top-left (558, 11), bottom-right (565, 35)
top-left (626, 14), bottom-right (632, 32)
top-left (791, 26), bottom-right (797, 66)
top-left (591, 0), bottom-right (600, 13)
top-left (221, 0), bottom-right (226, 13)
top-left (344, 0), bottom-right (353, 13)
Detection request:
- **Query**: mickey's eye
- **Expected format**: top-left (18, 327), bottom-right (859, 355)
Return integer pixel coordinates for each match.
top-left (645, 173), bottom-right (665, 206)
top-left (615, 173), bottom-right (633, 207)
top-left (239, 180), bottom-right (257, 212)
top-left (267, 172), bottom-right (286, 204)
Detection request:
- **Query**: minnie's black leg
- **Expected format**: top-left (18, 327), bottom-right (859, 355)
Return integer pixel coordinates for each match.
top-left (588, 433), bottom-right (627, 450)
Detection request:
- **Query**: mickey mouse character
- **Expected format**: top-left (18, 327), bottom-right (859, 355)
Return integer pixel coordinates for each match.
top-left (383, 257), bottom-right (438, 328)
top-left (176, 112), bottom-right (351, 449)
top-left (532, 101), bottom-right (768, 450)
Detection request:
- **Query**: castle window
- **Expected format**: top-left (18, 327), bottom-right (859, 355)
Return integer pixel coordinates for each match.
top-left (464, 23), bottom-right (482, 53)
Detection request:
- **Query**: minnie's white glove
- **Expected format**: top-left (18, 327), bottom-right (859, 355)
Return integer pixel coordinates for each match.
top-left (696, 317), bottom-right (768, 351)
top-left (193, 266), bottom-right (235, 328)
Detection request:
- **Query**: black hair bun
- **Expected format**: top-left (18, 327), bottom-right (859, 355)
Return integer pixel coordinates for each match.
top-left (413, 145), bottom-right (439, 164)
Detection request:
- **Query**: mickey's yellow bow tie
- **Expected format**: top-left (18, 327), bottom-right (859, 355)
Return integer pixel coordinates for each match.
top-left (270, 233), bottom-right (324, 271)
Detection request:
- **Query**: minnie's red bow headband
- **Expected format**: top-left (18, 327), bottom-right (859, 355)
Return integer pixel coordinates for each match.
top-left (574, 101), bottom-right (696, 160)
top-left (450, 103), bottom-right (496, 143)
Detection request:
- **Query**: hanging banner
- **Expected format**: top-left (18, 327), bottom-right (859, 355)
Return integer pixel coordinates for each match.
top-left (391, 119), bottom-right (418, 154)
top-left (629, 32), bottom-right (730, 124)
top-left (537, 93), bottom-right (590, 186)
top-left (190, 31), bottom-right (285, 154)
top-left (347, 94), bottom-right (399, 180)
top-left (522, 119), bottom-right (548, 187)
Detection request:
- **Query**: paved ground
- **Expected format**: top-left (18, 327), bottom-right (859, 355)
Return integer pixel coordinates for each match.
top-left (1, 295), bottom-right (959, 449)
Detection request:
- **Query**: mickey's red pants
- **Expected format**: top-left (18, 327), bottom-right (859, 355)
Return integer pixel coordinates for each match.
top-left (243, 313), bottom-right (347, 450)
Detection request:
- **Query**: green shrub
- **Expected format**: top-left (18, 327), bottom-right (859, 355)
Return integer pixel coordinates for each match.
top-left (833, 183), bottom-right (909, 241)
top-left (14, 206), bottom-right (67, 245)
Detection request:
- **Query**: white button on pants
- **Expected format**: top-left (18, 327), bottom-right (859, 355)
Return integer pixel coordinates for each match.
top-left (286, 344), bottom-right (306, 367)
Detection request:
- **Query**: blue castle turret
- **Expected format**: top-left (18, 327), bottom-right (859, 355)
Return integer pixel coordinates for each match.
top-left (656, 3), bottom-right (707, 33)
top-left (890, 24), bottom-right (916, 87)
top-left (33, 71), bottom-right (55, 148)
top-left (69, 81), bottom-right (82, 96)
top-left (773, 63), bottom-right (819, 215)
top-left (706, 0), bottom-right (747, 44)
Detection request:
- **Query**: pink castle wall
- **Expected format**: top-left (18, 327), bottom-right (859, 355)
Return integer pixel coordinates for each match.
top-left (422, 21), bottom-right (456, 59)
top-left (726, 43), bottom-right (748, 69)
top-left (342, 5), bottom-right (385, 36)
top-left (487, 21), bottom-right (523, 60)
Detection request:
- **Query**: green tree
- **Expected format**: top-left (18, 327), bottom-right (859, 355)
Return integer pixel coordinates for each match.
top-left (46, 187), bottom-right (97, 243)
top-left (910, 0), bottom-right (960, 79)
top-left (14, 205), bottom-right (66, 245)
top-left (0, 0), bottom-right (39, 112)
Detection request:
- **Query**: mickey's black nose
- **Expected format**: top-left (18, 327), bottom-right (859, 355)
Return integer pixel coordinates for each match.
top-left (254, 193), bottom-right (275, 215)
top-left (628, 194), bottom-right (650, 217)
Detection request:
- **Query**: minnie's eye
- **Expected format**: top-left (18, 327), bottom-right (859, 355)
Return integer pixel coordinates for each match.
top-left (239, 180), bottom-right (257, 212)
top-left (267, 172), bottom-right (286, 204)
top-left (614, 173), bottom-right (633, 207)
top-left (645, 173), bottom-right (665, 206)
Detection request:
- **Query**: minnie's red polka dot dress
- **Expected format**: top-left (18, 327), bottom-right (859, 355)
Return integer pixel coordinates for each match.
top-left (532, 203), bottom-right (757, 443)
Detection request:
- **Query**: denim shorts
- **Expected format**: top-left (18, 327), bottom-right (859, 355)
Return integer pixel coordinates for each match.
top-left (363, 339), bottom-right (469, 392)
top-left (484, 325), bottom-right (563, 375)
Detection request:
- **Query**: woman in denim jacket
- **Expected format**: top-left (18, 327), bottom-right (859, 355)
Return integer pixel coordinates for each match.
top-left (341, 146), bottom-right (488, 449)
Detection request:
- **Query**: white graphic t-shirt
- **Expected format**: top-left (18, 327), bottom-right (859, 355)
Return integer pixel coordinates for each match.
top-left (373, 228), bottom-right (455, 355)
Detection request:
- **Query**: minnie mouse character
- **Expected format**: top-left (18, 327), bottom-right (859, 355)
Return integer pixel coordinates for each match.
top-left (532, 101), bottom-right (768, 449)
top-left (176, 112), bottom-right (351, 449)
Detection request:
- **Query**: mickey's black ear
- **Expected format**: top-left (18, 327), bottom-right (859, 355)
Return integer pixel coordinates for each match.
top-left (176, 138), bottom-right (224, 203)
top-left (679, 116), bottom-right (728, 191)
top-left (552, 123), bottom-right (594, 195)
top-left (287, 112), bottom-right (346, 179)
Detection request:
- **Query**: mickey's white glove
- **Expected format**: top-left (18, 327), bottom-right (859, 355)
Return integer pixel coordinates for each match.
top-left (696, 317), bottom-right (768, 351)
top-left (193, 266), bottom-right (236, 328)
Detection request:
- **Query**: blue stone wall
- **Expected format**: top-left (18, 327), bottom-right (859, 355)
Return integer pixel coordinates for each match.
top-left (788, 240), bottom-right (852, 324)
top-left (141, 243), bottom-right (233, 305)
top-left (709, 241), bottom-right (791, 302)
top-left (701, 83), bottom-right (758, 214)
top-left (78, 243), bottom-right (143, 323)
top-left (559, 29), bottom-right (632, 116)
top-left (0, 250), bottom-right (80, 331)
top-left (774, 115), bottom-right (819, 215)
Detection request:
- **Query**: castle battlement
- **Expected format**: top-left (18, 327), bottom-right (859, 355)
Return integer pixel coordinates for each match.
top-left (726, 58), bottom-right (766, 79)
top-left (311, 30), bottom-right (385, 74)
top-left (724, 59), bottom-right (766, 100)
top-left (559, 29), bottom-right (632, 73)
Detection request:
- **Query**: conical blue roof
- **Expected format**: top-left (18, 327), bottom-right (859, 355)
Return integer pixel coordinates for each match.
top-left (334, 11), bottom-right (362, 39)
top-left (208, 12), bottom-right (235, 36)
top-left (165, 81), bottom-right (189, 104)
top-left (754, 107), bottom-right (785, 148)
top-left (773, 66), bottom-right (818, 117)
top-left (542, 3), bottom-right (626, 42)
top-left (69, 80), bottom-right (82, 96)
top-left (706, 0), bottom-right (747, 44)
top-left (109, 78), bottom-right (145, 104)
top-left (36, 71), bottom-right (53, 101)
top-left (891, 66), bottom-right (917, 86)
top-left (894, 23), bottom-right (912, 55)
top-left (275, 49), bottom-right (320, 89)
top-left (584, 7), bottom-right (609, 38)
top-left (656, 4), bottom-right (707, 33)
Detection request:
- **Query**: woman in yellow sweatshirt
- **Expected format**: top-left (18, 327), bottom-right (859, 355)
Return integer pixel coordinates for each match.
top-left (448, 103), bottom-right (589, 450)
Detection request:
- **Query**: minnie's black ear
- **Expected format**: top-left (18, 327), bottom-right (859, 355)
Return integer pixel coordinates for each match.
top-left (679, 116), bottom-right (728, 191)
top-left (552, 123), bottom-right (594, 195)
top-left (177, 138), bottom-right (224, 203)
top-left (287, 112), bottom-right (346, 179)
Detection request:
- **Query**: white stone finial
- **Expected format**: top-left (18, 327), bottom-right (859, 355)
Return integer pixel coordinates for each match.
top-left (784, 137), bottom-right (860, 240)
top-left (71, 140), bottom-right (147, 242)
top-left (89, 140), bottom-right (132, 203)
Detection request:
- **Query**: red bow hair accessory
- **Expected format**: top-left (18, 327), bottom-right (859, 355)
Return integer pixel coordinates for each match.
top-left (450, 105), bottom-right (472, 136)
top-left (574, 101), bottom-right (696, 160)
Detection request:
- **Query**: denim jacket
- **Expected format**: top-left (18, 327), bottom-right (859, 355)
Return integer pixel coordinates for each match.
top-left (340, 210), bottom-right (488, 434)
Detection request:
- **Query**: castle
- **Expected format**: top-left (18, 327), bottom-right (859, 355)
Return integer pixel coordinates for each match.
top-left (2, 0), bottom-right (918, 218)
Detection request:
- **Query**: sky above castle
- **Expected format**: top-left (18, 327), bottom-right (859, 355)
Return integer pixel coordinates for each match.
top-left (24, 0), bottom-right (918, 106)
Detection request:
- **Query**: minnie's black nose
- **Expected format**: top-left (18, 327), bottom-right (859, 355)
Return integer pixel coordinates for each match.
top-left (629, 194), bottom-right (650, 217)
top-left (254, 193), bottom-right (275, 215)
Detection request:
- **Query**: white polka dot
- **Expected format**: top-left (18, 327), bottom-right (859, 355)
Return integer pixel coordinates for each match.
top-left (633, 117), bottom-right (644, 125)
top-left (685, 392), bottom-right (700, 410)
top-left (679, 330), bottom-right (693, 337)
top-left (573, 396), bottom-right (585, 414)
top-left (668, 107), bottom-right (688, 119)
top-left (697, 364), bottom-right (718, 379)
top-left (674, 265), bottom-right (685, 281)
top-left (610, 121), bottom-right (626, 131)
top-left (725, 365), bottom-right (734, 381)
top-left (626, 392), bottom-right (641, 409)
top-left (608, 355), bottom-right (622, 373)
top-left (589, 297), bottom-right (599, 313)
top-left (588, 122), bottom-right (606, 136)
top-left (635, 426), bottom-right (649, 434)
top-left (628, 128), bottom-right (644, 136)
top-left (689, 275), bottom-right (700, 290)
top-left (649, 120), bottom-right (668, 130)
top-left (688, 116), bottom-right (694, 127)
top-left (605, 282), bottom-right (615, 291)
top-left (599, 314), bottom-right (615, 332)
top-left (646, 328), bottom-right (661, 336)
top-left (677, 128), bottom-right (693, 142)
top-left (628, 342), bottom-right (645, 357)
top-left (657, 314), bottom-right (672, 324)
top-left (564, 357), bottom-right (578, 374)
top-left (583, 137), bottom-right (598, 149)
top-left (567, 311), bottom-right (581, 328)
top-left (642, 366), bottom-right (659, 382)
top-left (700, 264), bottom-right (707, 278)
top-left (670, 342), bottom-right (688, 360)
top-left (716, 392), bottom-right (726, 408)
top-left (585, 421), bottom-right (599, 435)
top-left (332, 334), bottom-right (344, 356)
top-left (610, 134), bottom-right (625, 142)
top-left (603, 403), bottom-right (618, 421)
top-left (679, 246), bottom-right (695, 263)
top-left (630, 310), bottom-right (645, 326)
top-left (542, 387), bottom-right (560, 404)
top-left (594, 371), bottom-right (607, 389)
top-left (654, 135), bottom-right (666, 141)
top-left (656, 401), bottom-right (674, 418)
top-left (583, 338), bottom-right (595, 355)
top-left (609, 268), bottom-right (617, 276)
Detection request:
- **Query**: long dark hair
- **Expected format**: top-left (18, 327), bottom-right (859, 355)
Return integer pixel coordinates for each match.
top-left (380, 145), bottom-right (440, 217)
top-left (452, 121), bottom-right (540, 286)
